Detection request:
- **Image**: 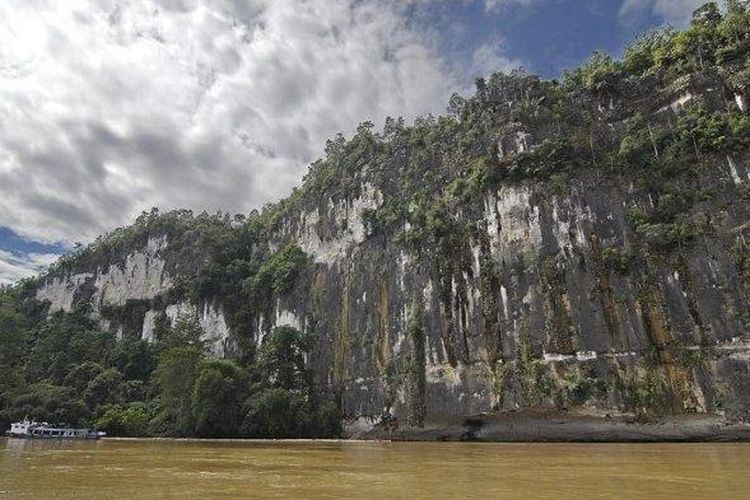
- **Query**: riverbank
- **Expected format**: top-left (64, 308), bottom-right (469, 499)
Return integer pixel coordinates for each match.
top-left (16, 410), bottom-right (747, 444)
top-left (352, 410), bottom-right (750, 442)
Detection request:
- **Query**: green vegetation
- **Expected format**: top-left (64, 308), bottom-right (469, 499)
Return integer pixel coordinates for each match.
top-left (598, 245), bottom-right (635, 274)
top-left (242, 326), bottom-right (340, 438)
top-left (246, 244), bottom-right (309, 313)
top-left (96, 402), bottom-right (152, 437)
top-left (739, 179), bottom-right (750, 199)
top-left (562, 371), bottom-right (608, 407)
top-left (506, 138), bottom-right (579, 180)
top-left (0, 286), bottom-right (338, 438)
top-left (405, 302), bottom-right (426, 427)
top-left (574, 1), bottom-right (750, 82)
top-left (0, 196), bottom-right (319, 437)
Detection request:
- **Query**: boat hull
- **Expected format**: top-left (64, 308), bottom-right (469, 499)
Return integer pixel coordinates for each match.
top-left (6, 432), bottom-right (101, 440)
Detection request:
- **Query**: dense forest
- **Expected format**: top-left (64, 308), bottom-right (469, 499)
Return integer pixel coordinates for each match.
top-left (0, 281), bottom-right (339, 437)
top-left (1, 1), bottom-right (750, 437)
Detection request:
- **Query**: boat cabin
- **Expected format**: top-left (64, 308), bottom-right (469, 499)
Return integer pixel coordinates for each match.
top-left (9, 421), bottom-right (31, 435)
top-left (6, 420), bottom-right (102, 439)
top-left (28, 427), bottom-right (93, 438)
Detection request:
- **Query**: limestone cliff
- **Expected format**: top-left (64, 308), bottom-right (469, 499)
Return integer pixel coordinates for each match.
top-left (32, 7), bottom-right (750, 433)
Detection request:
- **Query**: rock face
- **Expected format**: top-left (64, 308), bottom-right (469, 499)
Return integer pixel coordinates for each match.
top-left (36, 235), bottom-right (232, 354)
top-left (35, 154), bottom-right (750, 428)
top-left (36, 236), bottom-right (171, 312)
top-left (31, 35), bottom-right (750, 431)
top-left (269, 161), bottom-right (750, 427)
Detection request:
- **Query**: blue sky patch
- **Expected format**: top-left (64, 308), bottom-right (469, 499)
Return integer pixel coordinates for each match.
top-left (0, 227), bottom-right (67, 258)
top-left (411, 0), bottom-right (676, 79)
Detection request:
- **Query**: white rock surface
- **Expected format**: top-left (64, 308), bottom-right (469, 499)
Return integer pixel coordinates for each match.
top-left (36, 236), bottom-right (172, 312)
top-left (728, 155), bottom-right (746, 185)
top-left (736, 93), bottom-right (747, 113)
top-left (296, 182), bottom-right (383, 265)
top-left (36, 273), bottom-right (93, 312)
top-left (165, 301), bottom-right (230, 357)
top-left (94, 236), bottom-right (172, 306)
top-left (141, 309), bottom-right (158, 342)
top-left (484, 186), bottom-right (542, 263)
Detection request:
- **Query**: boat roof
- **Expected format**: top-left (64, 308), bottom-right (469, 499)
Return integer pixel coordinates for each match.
top-left (12, 421), bottom-right (92, 431)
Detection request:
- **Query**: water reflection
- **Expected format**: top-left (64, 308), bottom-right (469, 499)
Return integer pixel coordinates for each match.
top-left (2, 438), bottom-right (749, 499)
top-left (3, 436), bottom-right (96, 451)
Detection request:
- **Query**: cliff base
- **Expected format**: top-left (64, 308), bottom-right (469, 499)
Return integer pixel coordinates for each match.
top-left (352, 410), bottom-right (750, 442)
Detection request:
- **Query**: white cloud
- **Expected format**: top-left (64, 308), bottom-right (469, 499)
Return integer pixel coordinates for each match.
top-left (0, 0), bottom-right (466, 246)
top-left (483, 0), bottom-right (539, 10)
top-left (472, 42), bottom-right (524, 77)
top-left (0, 250), bottom-right (59, 285)
top-left (619, 0), bottom-right (705, 26)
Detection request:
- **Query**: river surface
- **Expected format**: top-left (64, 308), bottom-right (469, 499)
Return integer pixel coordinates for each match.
top-left (2, 438), bottom-right (750, 498)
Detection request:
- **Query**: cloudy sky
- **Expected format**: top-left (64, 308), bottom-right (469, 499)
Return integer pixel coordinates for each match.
top-left (0, 0), bottom-right (705, 283)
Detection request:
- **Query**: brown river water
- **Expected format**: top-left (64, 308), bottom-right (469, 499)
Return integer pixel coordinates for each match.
top-left (2, 438), bottom-right (750, 499)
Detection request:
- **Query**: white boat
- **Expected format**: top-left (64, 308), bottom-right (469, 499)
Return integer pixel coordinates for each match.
top-left (6, 420), bottom-right (106, 440)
